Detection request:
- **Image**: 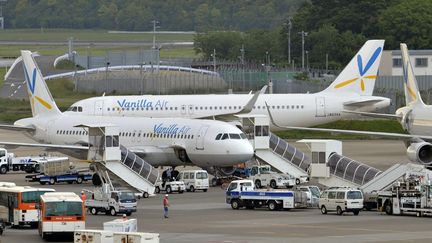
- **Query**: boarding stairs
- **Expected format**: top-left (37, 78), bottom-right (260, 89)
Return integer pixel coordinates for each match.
top-left (82, 125), bottom-right (159, 195)
top-left (240, 115), bottom-right (310, 179)
top-left (360, 163), bottom-right (429, 193)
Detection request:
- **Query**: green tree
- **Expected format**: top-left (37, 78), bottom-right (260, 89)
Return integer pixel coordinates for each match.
top-left (194, 31), bottom-right (243, 60)
top-left (377, 0), bottom-right (432, 49)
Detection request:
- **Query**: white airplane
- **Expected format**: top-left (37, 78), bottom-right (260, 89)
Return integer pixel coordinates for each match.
top-left (267, 43), bottom-right (432, 165)
top-left (67, 40), bottom-right (390, 130)
top-left (0, 51), bottom-right (255, 175)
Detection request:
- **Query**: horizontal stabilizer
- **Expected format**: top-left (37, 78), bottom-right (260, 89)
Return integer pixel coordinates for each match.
top-left (342, 110), bottom-right (401, 119)
top-left (343, 99), bottom-right (386, 107)
top-left (0, 124), bottom-right (35, 132)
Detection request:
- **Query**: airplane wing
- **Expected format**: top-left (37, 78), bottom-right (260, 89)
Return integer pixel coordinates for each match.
top-left (0, 124), bottom-right (35, 132)
top-left (195, 85), bottom-right (267, 121)
top-left (264, 102), bottom-right (432, 140)
top-left (342, 110), bottom-right (401, 120)
top-left (0, 141), bottom-right (88, 150)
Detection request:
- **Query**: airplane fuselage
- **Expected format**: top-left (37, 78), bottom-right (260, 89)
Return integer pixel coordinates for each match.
top-left (14, 114), bottom-right (253, 168)
top-left (70, 93), bottom-right (390, 130)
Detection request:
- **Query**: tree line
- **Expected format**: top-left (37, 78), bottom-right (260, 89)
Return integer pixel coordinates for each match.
top-left (3, 0), bottom-right (303, 31)
top-left (195, 0), bottom-right (432, 69)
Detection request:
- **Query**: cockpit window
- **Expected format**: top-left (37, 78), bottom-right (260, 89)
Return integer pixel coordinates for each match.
top-left (221, 134), bottom-right (229, 140)
top-left (229, 134), bottom-right (241, 139)
top-left (78, 106), bottom-right (83, 112)
top-left (215, 134), bottom-right (222, 140)
top-left (240, 133), bottom-right (247, 139)
top-left (67, 106), bottom-right (82, 112)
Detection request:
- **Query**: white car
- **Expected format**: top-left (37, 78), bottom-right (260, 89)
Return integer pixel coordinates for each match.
top-left (249, 165), bottom-right (295, 189)
top-left (177, 170), bottom-right (209, 192)
top-left (297, 186), bottom-right (321, 208)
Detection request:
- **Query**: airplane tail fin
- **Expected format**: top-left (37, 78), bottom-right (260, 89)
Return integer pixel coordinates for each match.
top-left (322, 40), bottom-right (385, 96)
top-left (21, 50), bottom-right (62, 117)
top-left (400, 43), bottom-right (424, 106)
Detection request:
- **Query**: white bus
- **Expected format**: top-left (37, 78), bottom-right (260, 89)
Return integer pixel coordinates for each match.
top-left (39, 192), bottom-right (85, 239)
top-left (0, 183), bottom-right (55, 227)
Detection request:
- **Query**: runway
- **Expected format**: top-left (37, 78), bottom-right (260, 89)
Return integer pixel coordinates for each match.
top-left (0, 129), bottom-right (426, 243)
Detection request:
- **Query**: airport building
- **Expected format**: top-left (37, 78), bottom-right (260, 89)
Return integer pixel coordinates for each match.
top-left (379, 49), bottom-right (432, 76)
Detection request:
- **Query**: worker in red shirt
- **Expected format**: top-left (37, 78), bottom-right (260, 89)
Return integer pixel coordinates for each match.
top-left (81, 191), bottom-right (87, 202)
top-left (163, 194), bottom-right (169, 218)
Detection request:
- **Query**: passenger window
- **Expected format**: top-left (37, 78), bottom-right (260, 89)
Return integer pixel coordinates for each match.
top-left (190, 173), bottom-right (194, 179)
top-left (337, 192), bottom-right (345, 199)
top-left (221, 134), bottom-right (229, 140)
top-left (184, 173), bottom-right (189, 179)
top-left (328, 191), bottom-right (336, 199)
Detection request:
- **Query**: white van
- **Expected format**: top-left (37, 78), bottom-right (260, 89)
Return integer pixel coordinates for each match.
top-left (177, 170), bottom-right (209, 192)
top-left (319, 187), bottom-right (363, 215)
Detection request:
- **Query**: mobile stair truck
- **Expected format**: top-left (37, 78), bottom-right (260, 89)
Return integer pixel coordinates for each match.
top-left (225, 179), bottom-right (308, 210)
top-left (377, 171), bottom-right (432, 217)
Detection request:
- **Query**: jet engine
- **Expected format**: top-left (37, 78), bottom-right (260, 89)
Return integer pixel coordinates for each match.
top-left (407, 141), bottom-right (432, 165)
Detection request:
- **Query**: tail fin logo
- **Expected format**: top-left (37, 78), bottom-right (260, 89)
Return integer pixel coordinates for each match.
top-left (24, 66), bottom-right (52, 110)
top-left (402, 59), bottom-right (417, 101)
top-left (334, 46), bottom-right (382, 92)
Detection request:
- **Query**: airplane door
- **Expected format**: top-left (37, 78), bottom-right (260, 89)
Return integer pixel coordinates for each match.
top-left (188, 105), bottom-right (194, 116)
top-left (94, 100), bottom-right (104, 115)
top-left (315, 97), bottom-right (326, 117)
top-left (196, 125), bottom-right (209, 150)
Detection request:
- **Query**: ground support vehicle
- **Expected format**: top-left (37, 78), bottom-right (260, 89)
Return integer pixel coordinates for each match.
top-left (249, 165), bottom-right (295, 189)
top-left (0, 219), bottom-right (4, 235)
top-left (319, 187), bottom-right (364, 216)
top-left (155, 180), bottom-right (185, 194)
top-left (225, 180), bottom-right (308, 211)
top-left (297, 186), bottom-right (321, 208)
top-left (378, 173), bottom-right (432, 217)
top-left (177, 170), bottom-right (209, 192)
top-left (38, 192), bottom-right (85, 239)
top-left (85, 186), bottom-right (137, 216)
top-left (26, 172), bottom-right (93, 185)
top-left (0, 148), bottom-right (68, 174)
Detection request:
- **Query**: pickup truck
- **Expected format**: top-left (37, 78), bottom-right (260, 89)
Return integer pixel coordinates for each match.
top-left (155, 179), bottom-right (186, 194)
top-left (225, 179), bottom-right (308, 210)
top-left (248, 165), bottom-right (295, 189)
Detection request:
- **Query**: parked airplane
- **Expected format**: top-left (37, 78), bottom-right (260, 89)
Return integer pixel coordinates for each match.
top-left (0, 51), bottom-right (255, 175)
top-left (267, 43), bottom-right (432, 165)
top-left (67, 40), bottom-right (390, 130)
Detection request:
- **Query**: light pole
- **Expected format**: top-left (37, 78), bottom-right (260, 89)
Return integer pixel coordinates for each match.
top-left (305, 50), bottom-right (309, 72)
top-left (210, 49), bottom-right (216, 73)
top-left (151, 20), bottom-right (160, 49)
top-left (265, 51), bottom-right (272, 94)
top-left (298, 30), bottom-right (308, 70)
top-left (239, 45), bottom-right (245, 91)
top-left (105, 62), bottom-right (110, 93)
top-left (286, 17), bottom-right (292, 65)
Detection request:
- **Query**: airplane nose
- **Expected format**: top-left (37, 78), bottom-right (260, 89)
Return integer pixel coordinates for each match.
top-left (238, 140), bottom-right (254, 161)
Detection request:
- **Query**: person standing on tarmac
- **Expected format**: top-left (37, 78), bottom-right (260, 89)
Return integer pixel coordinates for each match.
top-left (163, 194), bottom-right (169, 218)
top-left (81, 191), bottom-right (87, 202)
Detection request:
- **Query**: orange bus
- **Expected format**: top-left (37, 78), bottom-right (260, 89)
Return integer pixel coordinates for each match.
top-left (0, 182), bottom-right (55, 227)
top-left (39, 192), bottom-right (85, 239)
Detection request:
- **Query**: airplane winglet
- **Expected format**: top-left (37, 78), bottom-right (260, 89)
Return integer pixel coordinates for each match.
top-left (237, 85), bottom-right (267, 114)
top-left (264, 101), bottom-right (284, 128)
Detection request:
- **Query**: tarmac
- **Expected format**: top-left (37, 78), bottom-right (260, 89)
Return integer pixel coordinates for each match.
top-left (0, 129), bottom-right (429, 243)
